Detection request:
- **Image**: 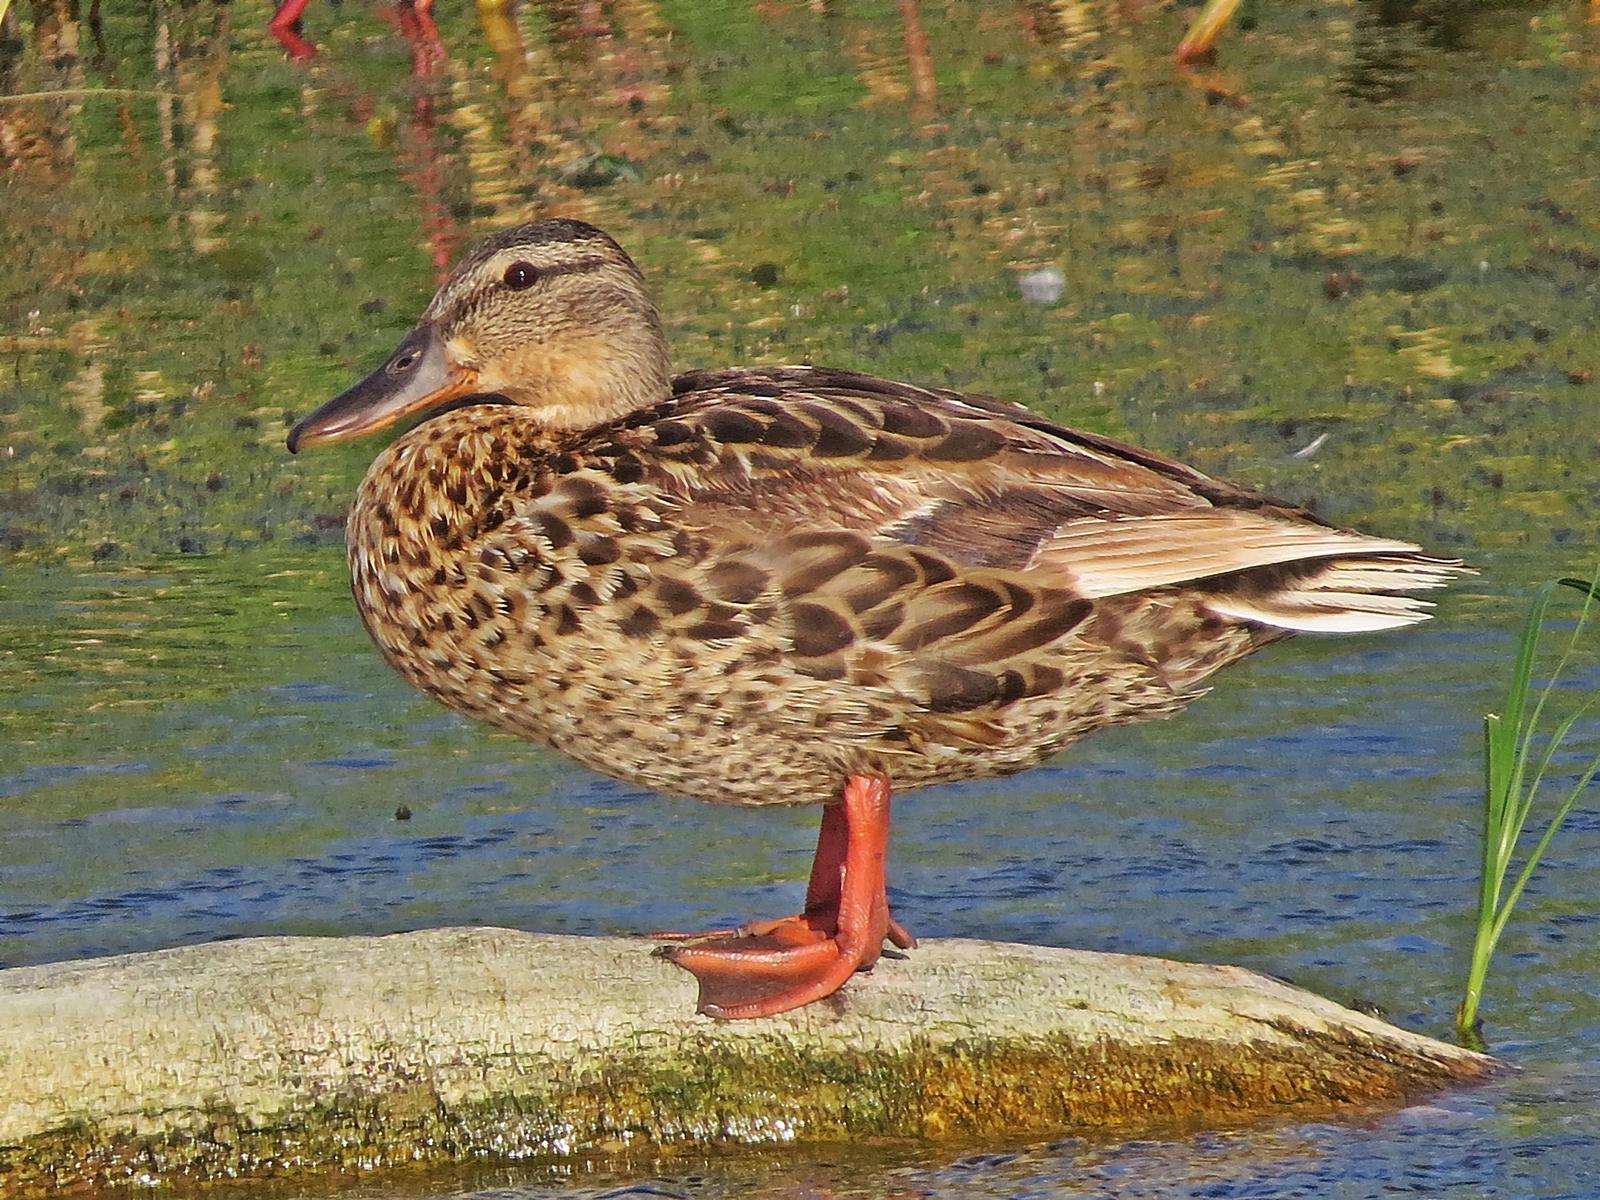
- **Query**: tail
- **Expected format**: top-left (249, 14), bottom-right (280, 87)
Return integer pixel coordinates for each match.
top-left (1200, 554), bottom-right (1471, 633)
top-left (1039, 510), bottom-right (1471, 635)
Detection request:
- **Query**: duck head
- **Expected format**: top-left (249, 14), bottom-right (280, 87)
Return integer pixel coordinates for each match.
top-left (287, 218), bottom-right (671, 452)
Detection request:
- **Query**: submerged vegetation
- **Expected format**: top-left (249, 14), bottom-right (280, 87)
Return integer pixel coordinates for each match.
top-left (1459, 574), bottom-right (1600, 1044)
top-left (1, 1), bottom-right (1598, 563)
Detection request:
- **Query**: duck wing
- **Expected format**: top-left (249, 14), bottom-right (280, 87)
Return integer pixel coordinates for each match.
top-left (586, 366), bottom-right (1463, 637)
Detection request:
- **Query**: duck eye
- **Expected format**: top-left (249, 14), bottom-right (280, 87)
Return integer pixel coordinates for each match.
top-left (503, 261), bottom-right (540, 290)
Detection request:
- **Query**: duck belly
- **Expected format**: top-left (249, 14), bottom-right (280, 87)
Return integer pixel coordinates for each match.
top-left (349, 541), bottom-right (1258, 805)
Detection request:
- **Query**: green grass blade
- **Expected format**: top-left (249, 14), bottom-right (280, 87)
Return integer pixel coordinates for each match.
top-left (1488, 751), bottom-right (1600, 952)
top-left (1459, 569), bottom-right (1600, 1040)
top-left (1487, 585), bottom-right (1553, 886)
top-left (1522, 695), bottom-right (1600, 820)
top-left (1503, 584), bottom-right (1561, 840)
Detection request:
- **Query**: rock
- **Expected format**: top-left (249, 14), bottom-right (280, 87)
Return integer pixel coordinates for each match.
top-left (0, 929), bottom-right (1499, 1194)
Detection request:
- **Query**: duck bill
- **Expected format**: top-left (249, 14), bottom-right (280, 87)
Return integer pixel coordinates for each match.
top-left (286, 324), bottom-right (479, 453)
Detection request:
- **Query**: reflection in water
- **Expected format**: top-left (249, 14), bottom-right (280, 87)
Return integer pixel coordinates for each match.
top-left (264, 0), bottom-right (678, 277)
top-left (4, 2), bottom-right (1600, 1197)
top-left (270, 0), bottom-right (441, 61)
top-left (1342, 5), bottom-right (1426, 103)
top-left (161, 2), bottom-right (230, 255)
top-left (896, 0), bottom-right (937, 119)
top-left (273, 1), bottom-right (459, 275)
top-left (1, 0), bottom-right (84, 173)
top-left (393, 2), bottom-right (455, 277)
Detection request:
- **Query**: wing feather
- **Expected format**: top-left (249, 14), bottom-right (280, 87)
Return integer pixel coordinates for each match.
top-left (587, 366), bottom-right (1468, 645)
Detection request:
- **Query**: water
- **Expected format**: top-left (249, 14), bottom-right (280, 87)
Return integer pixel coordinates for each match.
top-left (3, 1), bottom-right (1599, 1196)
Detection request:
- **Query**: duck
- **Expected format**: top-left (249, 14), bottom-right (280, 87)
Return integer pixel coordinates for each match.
top-left (287, 218), bottom-right (1467, 1020)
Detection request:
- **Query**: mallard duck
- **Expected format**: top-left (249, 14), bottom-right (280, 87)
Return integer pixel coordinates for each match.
top-left (287, 219), bottom-right (1466, 1020)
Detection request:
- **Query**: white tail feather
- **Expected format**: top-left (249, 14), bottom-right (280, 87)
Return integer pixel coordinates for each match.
top-left (1040, 512), bottom-right (1427, 599)
top-left (1205, 595), bottom-right (1435, 633)
top-left (1300, 560), bottom-right (1458, 593)
top-left (1201, 554), bottom-right (1469, 634)
top-left (1036, 511), bottom-right (1470, 635)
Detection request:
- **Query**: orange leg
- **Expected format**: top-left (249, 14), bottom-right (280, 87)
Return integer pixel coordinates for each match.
top-left (649, 787), bottom-right (915, 948)
top-left (648, 801), bottom-right (846, 944)
top-left (656, 775), bottom-right (914, 1019)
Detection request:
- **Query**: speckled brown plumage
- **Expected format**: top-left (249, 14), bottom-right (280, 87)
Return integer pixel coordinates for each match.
top-left (340, 359), bottom-right (1460, 806)
top-left (289, 219), bottom-right (1468, 1017)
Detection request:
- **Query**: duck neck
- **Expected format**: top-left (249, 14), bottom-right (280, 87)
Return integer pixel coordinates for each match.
top-left (350, 408), bottom-right (546, 577)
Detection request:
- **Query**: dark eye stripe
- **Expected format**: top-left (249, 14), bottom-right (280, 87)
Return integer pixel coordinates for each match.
top-left (435, 254), bottom-right (615, 330)
top-left (500, 254), bottom-right (609, 291)
top-left (529, 253), bottom-right (609, 279)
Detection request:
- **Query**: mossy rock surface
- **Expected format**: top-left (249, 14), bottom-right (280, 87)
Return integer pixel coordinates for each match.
top-left (0, 929), bottom-right (1498, 1194)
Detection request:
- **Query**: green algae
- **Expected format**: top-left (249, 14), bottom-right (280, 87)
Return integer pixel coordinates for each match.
top-left (0, 0), bottom-right (1596, 569)
top-left (0, 1027), bottom-right (1495, 1197)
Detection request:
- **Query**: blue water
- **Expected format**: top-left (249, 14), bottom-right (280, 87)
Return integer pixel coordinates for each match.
top-left (4, 559), bottom-right (1599, 1198)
